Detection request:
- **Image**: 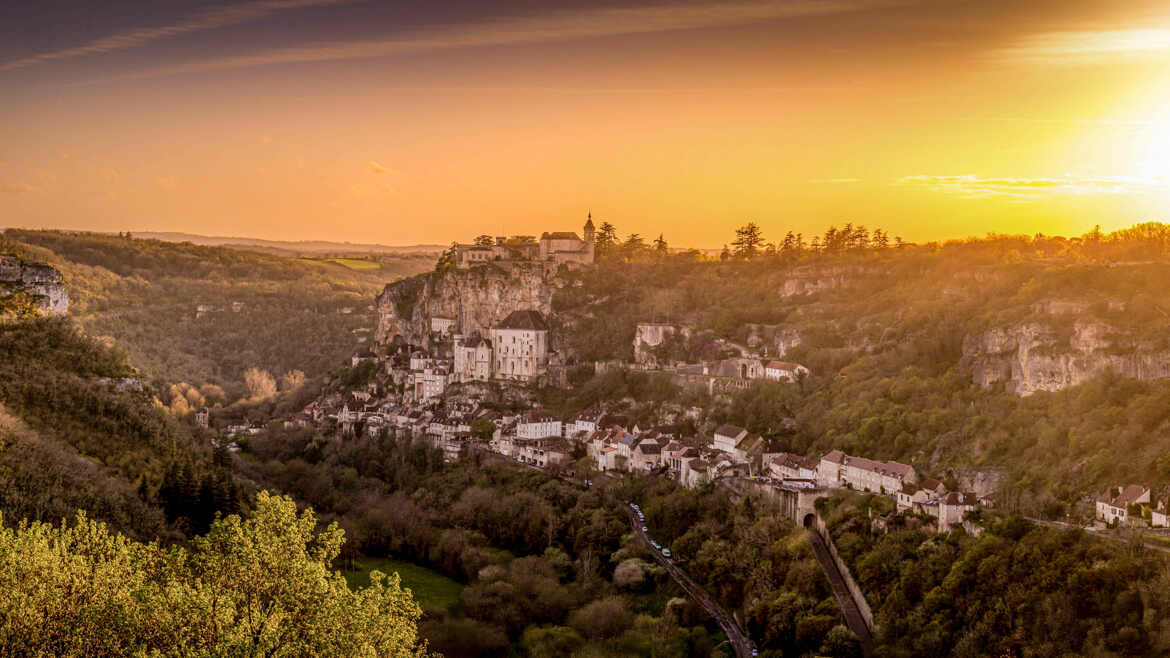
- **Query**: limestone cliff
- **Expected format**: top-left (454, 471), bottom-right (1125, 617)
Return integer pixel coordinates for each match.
top-left (0, 255), bottom-right (68, 316)
top-left (779, 264), bottom-right (880, 298)
top-left (960, 320), bottom-right (1170, 396)
top-left (375, 263), bottom-right (554, 348)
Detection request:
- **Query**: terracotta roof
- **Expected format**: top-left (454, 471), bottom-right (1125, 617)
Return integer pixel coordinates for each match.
top-left (821, 450), bottom-right (846, 464)
top-left (1098, 484), bottom-right (1149, 507)
top-left (766, 361), bottom-right (802, 370)
top-left (942, 492), bottom-right (979, 506)
top-left (542, 231), bottom-right (581, 241)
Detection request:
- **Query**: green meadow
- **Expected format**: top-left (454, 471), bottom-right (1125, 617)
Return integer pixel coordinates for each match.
top-left (343, 557), bottom-right (463, 612)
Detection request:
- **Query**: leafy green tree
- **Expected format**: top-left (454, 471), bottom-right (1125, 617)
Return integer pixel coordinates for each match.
top-left (0, 491), bottom-right (426, 656)
top-left (474, 234), bottom-right (495, 246)
top-left (470, 418), bottom-right (496, 442)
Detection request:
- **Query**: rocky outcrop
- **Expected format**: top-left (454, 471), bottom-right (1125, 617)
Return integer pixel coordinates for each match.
top-left (633, 323), bottom-right (688, 367)
top-left (779, 265), bottom-right (879, 298)
top-left (961, 320), bottom-right (1170, 396)
top-left (0, 255), bottom-right (68, 316)
top-left (375, 264), bottom-right (554, 348)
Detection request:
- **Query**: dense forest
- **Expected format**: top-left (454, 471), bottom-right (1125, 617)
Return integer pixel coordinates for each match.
top-left (820, 491), bottom-right (1170, 657)
top-left (237, 420), bottom-right (856, 656)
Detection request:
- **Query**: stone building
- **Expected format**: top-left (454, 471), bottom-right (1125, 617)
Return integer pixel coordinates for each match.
top-left (453, 334), bottom-right (493, 382)
top-left (490, 310), bottom-right (550, 382)
top-left (454, 217), bottom-right (595, 269)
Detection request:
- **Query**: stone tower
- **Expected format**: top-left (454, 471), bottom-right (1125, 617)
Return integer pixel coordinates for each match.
top-left (583, 213), bottom-right (596, 263)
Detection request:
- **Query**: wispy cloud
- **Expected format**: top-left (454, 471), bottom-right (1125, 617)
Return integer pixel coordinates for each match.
top-left (990, 28), bottom-right (1170, 65)
top-left (2, 181), bottom-right (42, 195)
top-left (368, 161), bottom-right (392, 175)
top-left (87, 0), bottom-right (906, 82)
top-left (895, 174), bottom-right (1166, 199)
top-left (0, 0), bottom-right (354, 72)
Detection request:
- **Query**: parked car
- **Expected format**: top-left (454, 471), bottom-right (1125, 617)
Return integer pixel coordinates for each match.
top-left (663, 548), bottom-right (671, 558)
top-left (641, 525), bottom-right (648, 531)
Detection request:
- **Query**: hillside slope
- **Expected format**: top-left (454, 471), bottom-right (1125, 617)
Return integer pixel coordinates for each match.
top-left (3, 230), bottom-right (432, 397)
top-left (0, 318), bottom-right (245, 538)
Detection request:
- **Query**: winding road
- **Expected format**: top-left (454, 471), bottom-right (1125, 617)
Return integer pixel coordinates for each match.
top-left (625, 505), bottom-right (757, 658)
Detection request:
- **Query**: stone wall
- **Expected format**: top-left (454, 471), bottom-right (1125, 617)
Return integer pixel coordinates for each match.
top-left (814, 515), bottom-right (876, 633)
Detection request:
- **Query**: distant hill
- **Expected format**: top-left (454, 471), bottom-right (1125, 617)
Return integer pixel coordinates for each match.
top-left (131, 231), bottom-right (444, 257)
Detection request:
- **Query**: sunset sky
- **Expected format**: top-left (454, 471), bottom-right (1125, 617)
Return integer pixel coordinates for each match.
top-left (3, 0), bottom-right (1170, 247)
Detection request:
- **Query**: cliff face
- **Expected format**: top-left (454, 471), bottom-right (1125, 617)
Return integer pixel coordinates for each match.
top-left (375, 264), bottom-right (554, 347)
top-left (961, 320), bottom-right (1170, 396)
top-left (780, 265), bottom-right (880, 298)
top-left (0, 255), bottom-right (68, 316)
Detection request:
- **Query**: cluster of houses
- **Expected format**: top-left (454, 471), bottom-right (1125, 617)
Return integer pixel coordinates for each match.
top-left (1094, 485), bottom-right (1170, 528)
top-left (373, 309), bottom-right (557, 403)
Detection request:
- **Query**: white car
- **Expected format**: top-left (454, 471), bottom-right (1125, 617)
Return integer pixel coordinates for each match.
top-left (663, 548), bottom-right (671, 558)
top-left (641, 525), bottom-right (648, 531)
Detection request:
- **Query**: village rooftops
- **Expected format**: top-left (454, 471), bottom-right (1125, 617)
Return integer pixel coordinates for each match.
top-left (821, 449), bottom-right (847, 464)
top-left (765, 360), bottom-right (802, 370)
top-left (494, 310), bottom-right (549, 331)
top-left (844, 454), bottom-right (914, 479)
top-left (714, 424), bottom-right (747, 438)
top-left (1098, 484), bottom-right (1150, 507)
top-left (541, 231), bottom-right (581, 241)
top-left (942, 492), bottom-right (979, 506)
top-left (735, 433), bottom-right (765, 453)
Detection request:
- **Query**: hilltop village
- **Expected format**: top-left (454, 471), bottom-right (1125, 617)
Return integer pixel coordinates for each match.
top-left (198, 220), bottom-right (1005, 535)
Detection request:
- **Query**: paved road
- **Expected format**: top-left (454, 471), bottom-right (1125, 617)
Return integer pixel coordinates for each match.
top-left (806, 529), bottom-right (875, 657)
top-left (1026, 517), bottom-right (1170, 553)
top-left (626, 506), bottom-right (757, 658)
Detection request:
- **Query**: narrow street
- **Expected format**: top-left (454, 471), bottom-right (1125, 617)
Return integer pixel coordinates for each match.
top-left (1025, 517), bottom-right (1170, 554)
top-left (625, 507), bottom-right (757, 658)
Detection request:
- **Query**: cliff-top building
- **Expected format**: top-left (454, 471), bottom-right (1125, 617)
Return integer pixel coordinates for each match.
top-left (450, 309), bottom-right (552, 384)
top-left (455, 216), bottom-right (595, 268)
top-left (490, 310), bottom-right (550, 382)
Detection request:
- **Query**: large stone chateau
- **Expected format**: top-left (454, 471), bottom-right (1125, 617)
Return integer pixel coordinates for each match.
top-left (454, 217), bottom-right (595, 268)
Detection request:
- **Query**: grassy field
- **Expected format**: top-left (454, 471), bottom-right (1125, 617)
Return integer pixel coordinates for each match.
top-left (321, 257), bottom-right (381, 271)
top-left (343, 557), bottom-right (463, 611)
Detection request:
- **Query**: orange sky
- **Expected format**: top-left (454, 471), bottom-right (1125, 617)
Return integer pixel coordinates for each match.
top-left (3, 0), bottom-right (1170, 247)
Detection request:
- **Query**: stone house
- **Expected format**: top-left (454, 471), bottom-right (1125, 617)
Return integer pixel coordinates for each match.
top-left (733, 433), bottom-right (766, 465)
top-left (490, 310), bottom-right (550, 382)
top-left (631, 440), bottom-right (663, 472)
top-left (453, 334), bottom-right (493, 382)
top-left (769, 453), bottom-right (818, 480)
top-left (1152, 496), bottom-right (1170, 528)
top-left (764, 361), bottom-right (810, 382)
top-left (194, 407), bottom-right (210, 429)
top-left (938, 492), bottom-right (979, 528)
top-left (516, 411), bottom-right (562, 439)
top-left (712, 424), bottom-right (748, 454)
top-left (817, 450), bottom-right (916, 493)
top-left (1096, 485), bottom-right (1150, 524)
